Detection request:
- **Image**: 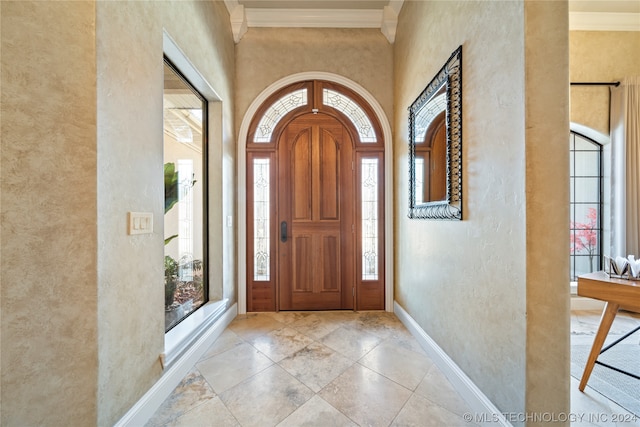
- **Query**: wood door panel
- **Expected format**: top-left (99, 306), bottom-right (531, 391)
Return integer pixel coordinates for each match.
top-left (321, 234), bottom-right (340, 292)
top-left (279, 113), bottom-right (354, 310)
top-left (319, 129), bottom-right (339, 220)
top-left (292, 129), bottom-right (312, 221)
top-left (292, 235), bottom-right (313, 292)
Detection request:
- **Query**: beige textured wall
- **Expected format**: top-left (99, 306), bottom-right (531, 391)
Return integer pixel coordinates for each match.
top-left (1, 1), bottom-right (235, 426)
top-left (96, 1), bottom-right (235, 425)
top-left (1, 1), bottom-right (98, 425)
top-left (524, 2), bottom-right (570, 424)
top-left (235, 27), bottom-right (393, 135)
top-left (570, 31), bottom-right (640, 135)
top-left (394, 0), bottom-right (569, 422)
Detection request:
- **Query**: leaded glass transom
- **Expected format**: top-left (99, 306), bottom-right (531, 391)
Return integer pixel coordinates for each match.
top-left (253, 159), bottom-right (270, 280)
top-left (254, 89), bottom-right (308, 143)
top-left (323, 89), bottom-right (377, 143)
top-left (414, 92), bottom-right (446, 143)
top-left (362, 158), bottom-right (379, 280)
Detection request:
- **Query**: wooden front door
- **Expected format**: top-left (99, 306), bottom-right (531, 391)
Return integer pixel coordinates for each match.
top-left (277, 113), bottom-right (355, 310)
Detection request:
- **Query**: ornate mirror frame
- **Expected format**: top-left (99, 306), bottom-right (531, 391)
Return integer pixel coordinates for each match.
top-left (408, 45), bottom-right (462, 220)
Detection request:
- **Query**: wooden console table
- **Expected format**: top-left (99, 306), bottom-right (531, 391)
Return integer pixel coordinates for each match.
top-left (577, 271), bottom-right (640, 391)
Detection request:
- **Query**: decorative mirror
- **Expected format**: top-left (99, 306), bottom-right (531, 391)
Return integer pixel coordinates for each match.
top-left (408, 45), bottom-right (462, 220)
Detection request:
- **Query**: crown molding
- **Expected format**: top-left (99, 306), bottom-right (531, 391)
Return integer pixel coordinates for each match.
top-left (570, 12), bottom-right (640, 31)
top-left (226, 1), bottom-right (404, 43)
top-left (245, 8), bottom-right (382, 28)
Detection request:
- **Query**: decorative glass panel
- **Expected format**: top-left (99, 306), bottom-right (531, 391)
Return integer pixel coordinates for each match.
top-left (254, 89), bottom-right (307, 143)
top-left (414, 92), bottom-right (446, 143)
top-left (253, 158), bottom-right (270, 280)
top-left (362, 158), bottom-right (379, 280)
top-left (323, 89), bottom-right (377, 143)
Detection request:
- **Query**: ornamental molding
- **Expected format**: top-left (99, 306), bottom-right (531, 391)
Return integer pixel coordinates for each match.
top-left (224, 0), bottom-right (403, 43)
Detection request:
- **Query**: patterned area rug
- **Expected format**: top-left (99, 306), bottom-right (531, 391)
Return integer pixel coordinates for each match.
top-left (571, 330), bottom-right (640, 417)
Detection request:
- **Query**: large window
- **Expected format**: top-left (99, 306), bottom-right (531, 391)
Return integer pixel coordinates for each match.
top-left (163, 59), bottom-right (208, 331)
top-left (570, 131), bottom-right (602, 281)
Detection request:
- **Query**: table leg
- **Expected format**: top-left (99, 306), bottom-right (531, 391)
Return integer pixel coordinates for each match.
top-left (578, 302), bottom-right (619, 391)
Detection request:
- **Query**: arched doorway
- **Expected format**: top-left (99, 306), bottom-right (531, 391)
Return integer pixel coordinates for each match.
top-left (243, 79), bottom-right (387, 312)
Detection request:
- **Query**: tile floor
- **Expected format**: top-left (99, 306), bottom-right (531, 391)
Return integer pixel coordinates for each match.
top-left (147, 310), bottom-right (640, 427)
top-left (570, 310), bottom-right (640, 427)
top-left (146, 311), bottom-right (476, 427)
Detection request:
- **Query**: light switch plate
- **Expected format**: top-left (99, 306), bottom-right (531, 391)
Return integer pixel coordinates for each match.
top-left (128, 212), bottom-right (153, 235)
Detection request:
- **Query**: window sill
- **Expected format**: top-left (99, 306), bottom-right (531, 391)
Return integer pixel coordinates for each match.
top-left (164, 298), bottom-right (228, 368)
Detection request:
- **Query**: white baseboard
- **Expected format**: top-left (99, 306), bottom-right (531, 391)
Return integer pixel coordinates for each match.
top-left (114, 302), bottom-right (237, 427)
top-left (394, 302), bottom-right (512, 427)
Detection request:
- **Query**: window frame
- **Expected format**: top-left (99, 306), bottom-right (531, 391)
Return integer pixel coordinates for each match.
top-left (163, 56), bottom-right (209, 332)
top-left (569, 130), bottom-right (603, 282)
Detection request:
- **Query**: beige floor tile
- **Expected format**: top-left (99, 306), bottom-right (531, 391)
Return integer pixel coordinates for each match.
top-left (351, 311), bottom-right (408, 339)
top-left (227, 313), bottom-right (285, 341)
top-left (279, 341), bottom-right (353, 392)
top-left (219, 365), bottom-right (314, 427)
top-left (289, 312), bottom-right (344, 340)
top-left (384, 328), bottom-right (428, 356)
top-left (320, 326), bottom-right (382, 360)
top-left (391, 394), bottom-right (473, 427)
top-left (248, 326), bottom-right (315, 363)
top-left (145, 369), bottom-right (216, 427)
top-left (196, 342), bottom-right (273, 394)
top-left (145, 310), bottom-right (640, 427)
top-left (276, 395), bottom-right (358, 427)
top-left (414, 364), bottom-right (473, 417)
top-left (168, 397), bottom-right (239, 427)
top-left (199, 329), bottom-right (244, 361)
top-left (265, 311), bottom-right (314, 325)
top-left (359, 339), bottom-right (433, 391)
top-left (319, 364), bottom-right (412, 427)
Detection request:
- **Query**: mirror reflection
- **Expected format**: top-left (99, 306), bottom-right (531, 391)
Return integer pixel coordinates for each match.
top-left (408, 45), bottom-right (462, 220)
top-left (414, 85), bottom-right (447, 203)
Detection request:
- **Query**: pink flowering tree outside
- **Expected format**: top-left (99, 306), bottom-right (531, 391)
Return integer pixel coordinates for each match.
top-left (570, 207), bottom-right (599, 274)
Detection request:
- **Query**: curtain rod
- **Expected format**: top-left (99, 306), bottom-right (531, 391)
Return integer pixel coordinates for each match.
top-left (571, 82), bottom-right (620, 87)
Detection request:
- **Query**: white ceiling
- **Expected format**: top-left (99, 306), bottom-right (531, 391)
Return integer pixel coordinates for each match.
top-left (225, 0), bottom-right (640, 43)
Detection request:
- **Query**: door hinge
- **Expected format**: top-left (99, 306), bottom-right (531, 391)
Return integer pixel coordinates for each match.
top-left (352, 161), bottom-right (354, 171)
top-left (353, 287), bottom-right (355, 296)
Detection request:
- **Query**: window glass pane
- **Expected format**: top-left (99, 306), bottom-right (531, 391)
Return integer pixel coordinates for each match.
top-left (569, 177), bottom-right (574, 201)
top-left (254, 89), bottom-right (307, 143)
top-left (574, 177), bottom-right (600, 202)
top-left (573, 204), bottom-right (600, 227)
top-left (574, 134), bottom-right (599, 151)
top-left (253, 159), bottom-right (270, 281)
top-left (323, 89), bottom-right (377, 143)
top-left (573, 151), bottom-right (600, 176)
top-left (164, 62), bottom-right (206, 331)
top-left (362, 158), bottom-right (379, 280)
top-left (574, 255), bottom-right (596, 278)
